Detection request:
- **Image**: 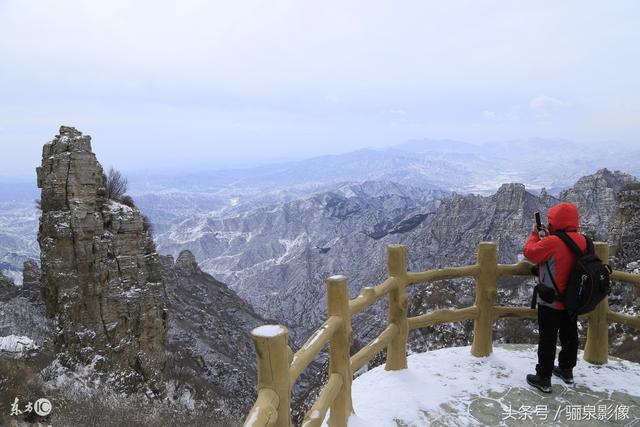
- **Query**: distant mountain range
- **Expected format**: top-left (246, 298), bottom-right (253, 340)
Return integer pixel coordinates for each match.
top-left (2, 137), bottom-right (639, 288)
top-left (150, 169), bottom-right (637, 344)
top-left (123, 138), bottom-right (640, 195)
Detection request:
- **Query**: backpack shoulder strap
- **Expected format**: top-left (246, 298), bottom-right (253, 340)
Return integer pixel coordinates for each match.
top-left (585, 235), bottom-right (595, 255)
top-left (544, 261), bottom-right (563, 297)
top-left (555, 231), bottom-right (586, 257)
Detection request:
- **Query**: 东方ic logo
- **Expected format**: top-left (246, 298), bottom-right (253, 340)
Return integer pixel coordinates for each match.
top-left (34, 398), bottom-right (52, 416)
top-left (10, 397), bottom-right (52, 417)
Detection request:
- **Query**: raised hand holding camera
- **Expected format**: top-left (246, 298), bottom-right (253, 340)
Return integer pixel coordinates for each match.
top-left (534, 211), bottom-right (547, 238)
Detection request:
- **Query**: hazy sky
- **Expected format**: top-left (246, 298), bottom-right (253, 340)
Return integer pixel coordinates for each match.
top-left (1, 1), bottom-right (639, 177)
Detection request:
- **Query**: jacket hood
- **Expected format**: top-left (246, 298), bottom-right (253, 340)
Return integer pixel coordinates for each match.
top-left (547, 202), bottom-right (580, 231)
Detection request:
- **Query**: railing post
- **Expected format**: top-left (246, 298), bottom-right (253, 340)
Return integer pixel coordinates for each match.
top-left (471, 242), bottom-right (497, 357)
top-left (385, 244), bottom-right (409, 371)
top-left (250, 324), bottom-right (292, 427)
top-left (584, 242), bottom-right (609, 365)
top-left (326, 275), bottom-right (353, 427)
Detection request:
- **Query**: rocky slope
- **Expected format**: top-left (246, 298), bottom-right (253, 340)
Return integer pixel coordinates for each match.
top-left (0, 263), bottom-right (50, 346)
top-left (0, 270), bottom-right (51, 355)
top-left (610, 182), bottom-right (640, 265)
top-left (561, 168), bottom-right (637, 240)
top-left (157, 169), bottom-right (636, 347)
top-left (607, 182), bottom-right (640, 362)
top-left (160, 249), bottom-right (266, 421)
top-left (0, 200), bottom-right (38, 285)
top-left (0, 271), bottom-right (18, 301)
top-left (157, 181), bottom-right (445, 342)
top-left (36, 126), bottom-right (167, 392)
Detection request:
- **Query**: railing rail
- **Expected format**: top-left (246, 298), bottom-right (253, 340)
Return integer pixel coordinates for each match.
top-left (350, 323), bottom-right (398, 373)
top-left (243, 241), bottom-right (640, 427)
top-left (290, 316), bottom-right (343, 383)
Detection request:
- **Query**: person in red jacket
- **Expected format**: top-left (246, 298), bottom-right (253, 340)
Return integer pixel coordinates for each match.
top-left (523, 202), bottom-right (587, 393)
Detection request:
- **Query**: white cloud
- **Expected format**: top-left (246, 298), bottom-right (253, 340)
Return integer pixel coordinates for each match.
top-left (323, 94), bottom-right (340, 104)
top-left (482, 110), bottom-right (497, 120)
top-left (529, 95), bottom-right (564, 111)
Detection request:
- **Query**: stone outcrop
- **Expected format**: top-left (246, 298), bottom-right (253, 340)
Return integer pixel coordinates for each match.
top-left (0, 271), bottom-right (18, 301)
top-left (0, 267), bottom-right (52, 354)
top-left (609, 182), bottom-right (640, 303)
top-left (414, 182), bottom-right (557, 266)
top-left (20, 259), bottom-right (41, 302)
top-left (610, 184), bottom-right (640, 363)
top-left (560, 168), bottom-right (637, 240)
top-left (610, 183), bottom-right (640, 264)
top-left (36, 126), bottom-right (167, 392)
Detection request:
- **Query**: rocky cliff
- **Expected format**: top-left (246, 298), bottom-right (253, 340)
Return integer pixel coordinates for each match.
top-left (610, 183), bottom-right (640, 265)
top-left (608, 181), bottom-right (640, 317)
top-left (560, 168), bottom-right (637, 240)
top-left (21, 259), bottom-right (41, 303)
top-left (36, 126), bottom-right (167, 392)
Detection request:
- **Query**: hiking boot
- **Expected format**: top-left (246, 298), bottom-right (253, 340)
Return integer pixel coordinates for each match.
top-left (526, 374), bottom-right (552, 393)
top-left (553, 366), bottom-right (574, 384)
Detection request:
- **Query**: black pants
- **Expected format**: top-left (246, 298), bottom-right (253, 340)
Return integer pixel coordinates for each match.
top-left (536, 305), bottom-right (578, 378)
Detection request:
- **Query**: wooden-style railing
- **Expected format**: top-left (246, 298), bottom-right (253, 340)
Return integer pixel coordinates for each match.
top-left (242, 242), bottom-right (640, 427)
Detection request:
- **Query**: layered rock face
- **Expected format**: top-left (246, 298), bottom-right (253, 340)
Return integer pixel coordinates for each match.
top-left (609, 183), bottom-right (640, 364)
top-left (560, 168), bottom-right (637, 240)
top-left (36, 126), bottom-right (167, 391)
top-left (21, 259), bottom-right (41, 302)
top-left (610, 183), bottom-right (640, 264)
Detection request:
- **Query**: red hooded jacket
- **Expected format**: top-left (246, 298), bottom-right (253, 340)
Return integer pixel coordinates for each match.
top-left (523, 203), bottom-right (587, 310)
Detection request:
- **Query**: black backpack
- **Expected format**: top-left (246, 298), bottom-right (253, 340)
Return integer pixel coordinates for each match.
top-left (554, 231), bottom-right (611, 316)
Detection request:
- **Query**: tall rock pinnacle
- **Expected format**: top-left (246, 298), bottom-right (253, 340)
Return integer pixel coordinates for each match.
top-left (36, 126), bottom-right (167, 392)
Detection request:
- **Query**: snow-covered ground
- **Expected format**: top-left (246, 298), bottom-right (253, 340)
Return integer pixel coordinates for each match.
top-left (0, 334), bottom-right (37, 356)
top-left (326, 344), bottom-right (640, 426)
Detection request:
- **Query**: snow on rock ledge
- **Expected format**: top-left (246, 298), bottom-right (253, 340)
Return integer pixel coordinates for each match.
top-left (0, 335), bottom-right (38, 356)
